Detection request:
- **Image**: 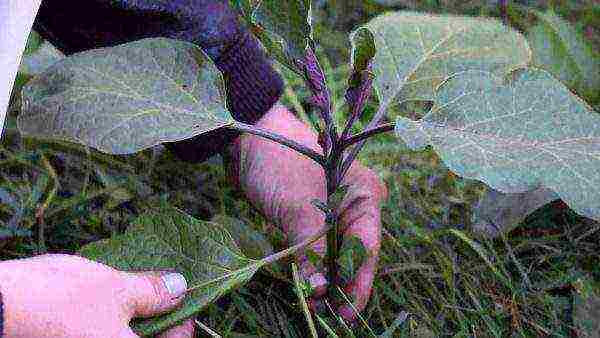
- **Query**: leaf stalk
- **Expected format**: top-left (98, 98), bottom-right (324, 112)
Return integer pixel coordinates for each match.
top-left (230, 121), bottom-right (326, 167)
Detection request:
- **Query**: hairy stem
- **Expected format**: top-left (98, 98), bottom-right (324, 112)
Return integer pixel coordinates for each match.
top-left (230, 122), bottom-right (326, 167)
top-left (342, 122), bottom-right (395, 149)
top-left (340, 101), bottom-right (390, 179)
top-left (324, 146), bottom-right (343, 295)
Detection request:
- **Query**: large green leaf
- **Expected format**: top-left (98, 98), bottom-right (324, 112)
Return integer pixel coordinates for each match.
top-left (79, 205), bottom-right (263, 336)
top-left (395, 68), bottom-right (600, 222)
top-left (18, 38), bottom-right (233, 154)
top-left (527, 10), bottom-right (600, 102)
top-left (363, 11), bottom-right (530, 109)
top-left (211, 214), bottom-right (273, 260)
top-left (252, 0), bottom-right (312, 72)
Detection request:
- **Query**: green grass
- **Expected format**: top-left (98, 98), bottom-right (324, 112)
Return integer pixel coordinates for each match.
top-left (2, 1), bottom-right (599, 336)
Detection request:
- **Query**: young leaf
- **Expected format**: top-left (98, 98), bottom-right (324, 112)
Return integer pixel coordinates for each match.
top-left (79, 205), bottom-right (263, 336)
top-left (472, 186), bottom-right (560, 237)
top-left (395, 68), bottom-right (600, 223)
top-left (252, 0), bottom-right (312, 72)
top-left (527, 10), bottom-right (600, 102)
top-left (349, 28), bottom-right (376, 76)
top-left (328, 184), bottom-right (350, 211)
top-left (343, 27), bottom-right (376, 139)
top-left (18, 38), bottom-right (233, 154)
top-left (362, 11), bottom-right (530, 110)
top-left (305, 247), bottom-right (324, 271)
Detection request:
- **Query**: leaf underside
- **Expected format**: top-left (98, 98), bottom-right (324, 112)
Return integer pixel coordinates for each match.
top-left (396, 68), bottom-right (600, 223)
top-left (79, 205), bottom-right (261, 336)
top-left (18, 38), bottom-right (233, 154)
top-left (364, 11), bottom-right (531, 109)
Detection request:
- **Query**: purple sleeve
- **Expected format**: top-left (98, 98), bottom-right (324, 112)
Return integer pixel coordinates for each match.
top-left (33, 1), bottom-right (284, 163)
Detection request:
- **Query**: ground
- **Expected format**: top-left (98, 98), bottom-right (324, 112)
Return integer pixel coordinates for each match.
top-left (1, 0), bottom-right (599, 336)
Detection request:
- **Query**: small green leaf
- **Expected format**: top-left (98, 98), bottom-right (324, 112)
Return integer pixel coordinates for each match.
top-left (23, 31), bottom-right (43, 55)
top-left (349, 27), bottom-right (376, 75)
top-left (252, 0), bottom-right (312, 72)
top-left (79, 204), bottom-right (263, 336)
top-left (395, 68), bottom-right (600, 223)
top-left (18, 38), bottom-right (233, 154)
top-left (337, 236), bottom-right (368, 285)
top-left (345, 27), bottom-right (377, 120)
top-left (363, 11), bottom-right (530, 113)
top-left (328, 184), bottom-right (349, 211)
top-left (305, 247), bottom-right (323, 271)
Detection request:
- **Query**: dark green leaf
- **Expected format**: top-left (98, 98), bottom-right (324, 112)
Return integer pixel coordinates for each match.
top-left (349, 28), bottom-right (376, 75)
top-left (79, 204), bottom-right (263, 336)
top-left (329, 184), bottom-right (350, 211)
top-left (18, 38), bottom-right (233, 154)
top-left (252, 0), bottom-right (312, 72)
top-left (305, 247), bottom-right (323, 271)
top-left (337, 236), bottom-right (368, 285)
top-left (211, 214), bottom-right (273, 259)
top-left (23, 31), bottom-right (43, 55)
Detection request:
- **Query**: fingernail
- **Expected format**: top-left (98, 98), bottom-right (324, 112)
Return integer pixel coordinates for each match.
top-left (162, 273), bottom-right (187, 297)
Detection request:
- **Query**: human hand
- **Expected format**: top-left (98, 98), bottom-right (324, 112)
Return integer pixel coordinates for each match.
top-left (226, 104), bottom-right (388, 321)
top-left (0, 254), bottom-right (194, 337)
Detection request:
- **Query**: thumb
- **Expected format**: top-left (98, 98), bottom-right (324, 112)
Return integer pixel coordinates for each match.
top-left (124, 272), bottom-right (188, 318)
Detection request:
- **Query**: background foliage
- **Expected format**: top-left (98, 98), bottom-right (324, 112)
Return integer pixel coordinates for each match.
top-left (1, 0), bottom-right (599, 336)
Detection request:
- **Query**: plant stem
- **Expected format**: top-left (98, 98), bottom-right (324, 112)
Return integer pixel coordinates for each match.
top-left (325, 210), bottom-right (339, 294)
top-left (230, 122), bottom-right (326, 167)
top-left (339, 100), bottom-right (390, 179)
top-left (324, 139), bottom-right (344, 296)
top-left (261, 224), bottom-right (331, 265)
top-left (342, 122), bottom-right (395, 149)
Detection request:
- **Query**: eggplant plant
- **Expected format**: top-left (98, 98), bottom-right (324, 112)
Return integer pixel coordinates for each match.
top-left (15, 0), bottom-right (600, 335)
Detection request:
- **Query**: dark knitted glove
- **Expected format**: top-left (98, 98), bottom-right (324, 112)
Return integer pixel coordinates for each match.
top-left (34, 1), bottom-right (283, 163)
